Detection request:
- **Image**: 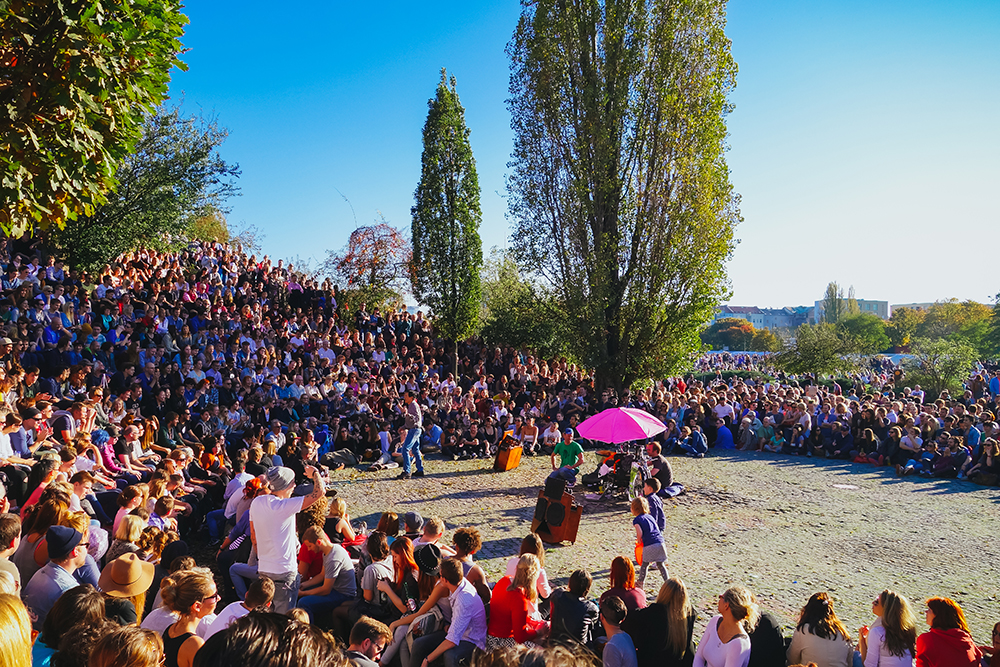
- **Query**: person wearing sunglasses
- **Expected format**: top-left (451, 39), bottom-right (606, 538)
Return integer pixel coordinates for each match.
top-left (161, 568), bottom-right (220, 667)
top-left (345, 615), bottom-right (392, 667)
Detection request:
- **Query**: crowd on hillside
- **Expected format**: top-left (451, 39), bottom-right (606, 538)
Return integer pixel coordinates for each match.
top-left (0, 234), bottom-right (998, 667)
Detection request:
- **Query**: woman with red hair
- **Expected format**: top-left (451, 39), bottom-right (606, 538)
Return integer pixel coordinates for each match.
top-left (378, 536), bottom-right (419, 617)
top-left (600, 555), bottom-right (647, 612)
top-left (915, 597), bottom-right (983, 667)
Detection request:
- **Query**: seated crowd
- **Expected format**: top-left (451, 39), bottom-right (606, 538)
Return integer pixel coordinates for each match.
top-left (0, 236), bottom-right (997, 666)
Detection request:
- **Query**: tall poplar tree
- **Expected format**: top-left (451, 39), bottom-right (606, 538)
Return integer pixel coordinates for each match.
top-left (411, 70), bottom-right (483, 374)
top-left (507, 0), bottom-right (742, 392)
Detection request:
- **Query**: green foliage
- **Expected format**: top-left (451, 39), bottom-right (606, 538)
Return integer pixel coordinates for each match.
top-left (821, 281), bottom-right (858, 324)
top-left (773, 323), bottom-right (861, 377)
top-left (915, 299), bottom-right (993, 357)
top-left (506, 0), bottom-right (740, 391)
top-left (324, 220), bottom-right (412, 312)
top-left (1, 0), bottom-right (188, 235)
top-left (837, 312), bottom-right (889, 354)
top-left (478, 248), bottom-right (567, 358)
top-left (410, 70), bottom-right (483, 353)
top-left (885, 306), bottom-right (924, 349)
top-left (985, 293), bottom-right (1000, 360)
top-left (904, 337), bottom-right (978, 399)
top-left (49, 106), bottom-right (240, 271)
top-left (187, 207), bottom-right (230, 244)
top-left (751, 328), bottom-right (783, 352)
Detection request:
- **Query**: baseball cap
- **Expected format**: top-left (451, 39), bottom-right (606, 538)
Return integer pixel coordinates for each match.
top-left (564, 429), bottom-right (575, 435)
top-left (402, 512), bottom-right (423, 533)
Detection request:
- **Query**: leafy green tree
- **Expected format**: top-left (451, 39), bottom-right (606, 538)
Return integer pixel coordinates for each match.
top-left (821, 281), bottom-right (858, 324)
top-left (507, 0), bottom-right (740, 392)
top-left (1, 0), bottom-right (188, 235)
top-left (774, 323), bottom-right (860, 376)
top-left (985, 292), bottom-right (1000, 359)
top-left (478, 249), bottom-right (567, 358)
top-left (904, 337), bottom-right (978, 398)
top-left (750, 328), bottom-right (782, 352)
top-left (916, 299), bottom-right (992, 340)
top-left (50, 106), bottom-right (240, 271)
top-left (411, 70), bottom-right (483, 373)
top-left (885, 306), bottom-right (925, 349)
top-left (838, 312), bottom-right (890, 354)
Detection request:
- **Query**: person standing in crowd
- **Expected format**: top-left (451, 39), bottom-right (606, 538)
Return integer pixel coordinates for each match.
top-left (249, 464), bottom-right (324, 614)
top-left (398, 391), bottom-right (425, 480)
top-left (631, 496), bottom-right (668, 590)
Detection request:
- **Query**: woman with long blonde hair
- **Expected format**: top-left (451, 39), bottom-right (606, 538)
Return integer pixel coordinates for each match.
top-left (857, 589), bottom-right (916, 666)
top-left (693, 585), bottom-right (758, 667)
top-left (486, 553), bottom-right (547, 649)
top-left (622, 577), bottom-right (695, 667)
top-left (0, 594), bottom-right (32, 667)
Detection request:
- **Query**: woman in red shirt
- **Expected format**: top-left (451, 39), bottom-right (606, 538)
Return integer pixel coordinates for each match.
top-left (915, 597), bottom-right (983, 667)
top-left (486, 554), bottom-right (549, 650)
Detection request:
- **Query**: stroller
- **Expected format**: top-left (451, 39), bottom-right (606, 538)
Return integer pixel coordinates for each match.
top-left (581, 442), bottom-right (649, 500)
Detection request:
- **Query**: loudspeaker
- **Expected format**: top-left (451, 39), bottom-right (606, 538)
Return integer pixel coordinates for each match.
top-left (544, 476), bottom-right (567, 500)
top-left (531, 490), bottom-right (582, 544)
top-left (494, 444), bottom-right (522, 472)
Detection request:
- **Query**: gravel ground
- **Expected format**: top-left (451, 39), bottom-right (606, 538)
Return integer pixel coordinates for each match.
top-left (329, 449), bottom-right (1000, 643)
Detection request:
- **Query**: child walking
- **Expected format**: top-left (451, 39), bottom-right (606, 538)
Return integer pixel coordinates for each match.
top-left (631, 496), bottom-right (668, 590)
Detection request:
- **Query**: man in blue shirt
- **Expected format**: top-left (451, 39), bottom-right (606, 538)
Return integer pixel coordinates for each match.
top-left (23, 525), bottom-right (88, 630)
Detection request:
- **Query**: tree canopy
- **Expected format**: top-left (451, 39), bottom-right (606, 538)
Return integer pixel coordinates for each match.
top-left (904, 337), bottom-right (978, 398)
top-left (773, 323), bottom-right (860, 377)
top-left (1, 0), bottom-right (188, 235)
top-left (478, 248), bottom-right (567, 358)
top-left (837, 312), bottom-right (889, 355)
top-left (411, 70), bottom-right (483, 360)
top-left (324, 221), bottom-right (412, 311)
top-left (506, 0), bottom-right (740, 391)
top-left (49, 106), bottom-right (240, 271)
top-left (701, 318), bottom-right (781, 352)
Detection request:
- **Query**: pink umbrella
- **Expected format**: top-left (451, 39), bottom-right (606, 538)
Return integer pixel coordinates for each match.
top-left (576, 407), bottom-right (667, 444)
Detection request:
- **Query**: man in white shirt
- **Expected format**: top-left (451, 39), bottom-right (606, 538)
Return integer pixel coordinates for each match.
top-left (412, 558), bottom-right (486, 667)
top-left (204, 575), bottom-right (274, 639)
top-left (249, 464), bottom-right (324, 613)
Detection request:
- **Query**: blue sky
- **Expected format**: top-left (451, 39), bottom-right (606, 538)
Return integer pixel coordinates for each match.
top-left (169, 0), bottom-right (999, 308)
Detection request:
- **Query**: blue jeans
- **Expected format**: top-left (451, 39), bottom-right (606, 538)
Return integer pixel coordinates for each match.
top-left (401, 427), bottom-right (423, 474)
top-left (229, 561), bottom-right (258, 600)
top-left (259, 570), bottom-right (301, 615)
top-left (206, 509), bottom-right (228, 541)
top-left (548, 466), bottom-right (578, 485)
top-left (679, 438), bottom-right (708, 456)
top-left (297, 589), bottom-right (352, 623)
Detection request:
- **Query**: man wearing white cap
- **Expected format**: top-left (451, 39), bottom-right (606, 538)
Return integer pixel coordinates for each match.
top-left (249, 464), bottom-right (324, 613)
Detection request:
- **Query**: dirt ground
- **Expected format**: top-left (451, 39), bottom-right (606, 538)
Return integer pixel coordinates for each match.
top-left (330, 448), bottom-right (1000, 643)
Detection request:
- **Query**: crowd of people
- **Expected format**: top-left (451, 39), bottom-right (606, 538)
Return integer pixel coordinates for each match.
top-left (0, 234), bottom-right (998, 667)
